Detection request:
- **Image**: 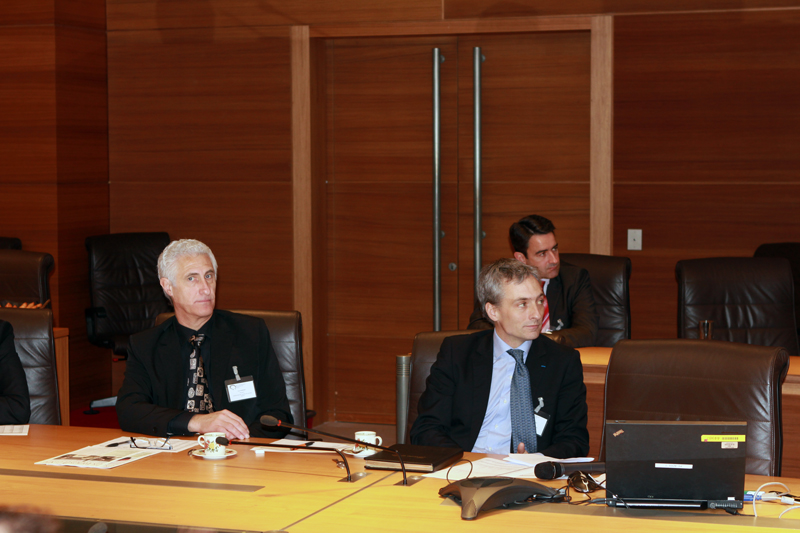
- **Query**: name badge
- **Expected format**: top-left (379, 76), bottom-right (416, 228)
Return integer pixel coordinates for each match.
top-left (225, 367), bottom-right (257, 402)
top-left (534, 411), bottom-right (549, 437)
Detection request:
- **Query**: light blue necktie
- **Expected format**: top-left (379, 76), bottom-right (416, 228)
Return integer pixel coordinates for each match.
top-left (508, 348), bottom-right (537, 453)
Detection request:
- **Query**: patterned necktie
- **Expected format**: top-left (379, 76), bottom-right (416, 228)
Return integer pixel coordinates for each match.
top-left (186, 334), bottom-right (213, 414)
top-left (508, 348), bottom-right (537, 453)
top-left (540, 280), bottom-right (551, 332)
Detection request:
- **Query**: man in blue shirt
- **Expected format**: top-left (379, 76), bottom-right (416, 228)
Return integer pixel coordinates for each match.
top-left (411, 258), bottom-right (589, 457)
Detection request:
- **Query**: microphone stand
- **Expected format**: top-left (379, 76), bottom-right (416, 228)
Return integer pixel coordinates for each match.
top-left (251, 441), bottom-right (357, 483)
top-left (261, 416), bottom-right (412, 486)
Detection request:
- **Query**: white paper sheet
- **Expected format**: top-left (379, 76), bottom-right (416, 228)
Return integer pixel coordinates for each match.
top-left (424, 458), bottom-right (536, 480)
top-left (252, 439), bottom-right (350, 454)
top-left (0, 425), bottom-right (28, 436)
top-left (503, 453), bottom-right (595, 467)
top-left (36, 445), bottom-right (158, 469)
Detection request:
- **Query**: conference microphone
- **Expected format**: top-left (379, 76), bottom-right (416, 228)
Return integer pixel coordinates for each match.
top-left (534, 461), bottom-right (606, 480)
top-left (260, 415), bottom-right (410, 485)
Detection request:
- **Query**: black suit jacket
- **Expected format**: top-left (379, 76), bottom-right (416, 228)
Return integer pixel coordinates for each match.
top-left (410, 329), bottom-right (590, 458)
top-left (0, 320), bottom-right (30, 425)
top-left (467, 263), bottom-right (598, 348)
top-left (116, 310), bottom-right (292, 438)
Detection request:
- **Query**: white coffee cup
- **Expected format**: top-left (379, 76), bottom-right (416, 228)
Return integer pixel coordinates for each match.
top-left (198, 432), bottom-right (227, 457)
top-left (354, 431), bottom-right (382, 453)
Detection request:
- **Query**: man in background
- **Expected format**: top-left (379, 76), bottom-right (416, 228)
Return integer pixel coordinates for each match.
top-left (468, 214), bottom-right (598, 348)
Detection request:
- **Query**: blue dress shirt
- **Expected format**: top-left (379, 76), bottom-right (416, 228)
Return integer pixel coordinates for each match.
top-left (471, 331), bottom-right (532, 454)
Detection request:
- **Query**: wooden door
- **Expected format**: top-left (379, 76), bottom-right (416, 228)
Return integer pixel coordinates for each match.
top-left (456, 32), bottom-right (592, 321)
top-left (325, 37), bottom-right (460, 423)
top-left (324, 31), bottom-right (591, 424)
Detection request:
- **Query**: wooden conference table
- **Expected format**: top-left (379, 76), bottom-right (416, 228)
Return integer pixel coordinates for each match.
top-left (3, 425), bottom-right (800, 532)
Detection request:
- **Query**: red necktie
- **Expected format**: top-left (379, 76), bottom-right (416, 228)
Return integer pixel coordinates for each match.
top-left (541, 280), bottom-right (550, 332)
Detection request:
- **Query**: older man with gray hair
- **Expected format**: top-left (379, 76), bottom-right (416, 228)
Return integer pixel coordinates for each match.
top-left (410, 257), bottom-right (589, 457)
top-left (117, 239), bottom-right (292, 439)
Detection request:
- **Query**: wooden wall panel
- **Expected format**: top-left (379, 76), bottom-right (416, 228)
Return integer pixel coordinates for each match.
top-left (0, 11), bottom-right (108, 408)
top-left (107, 0), bottom-right (442, 31)
top-left (615, 11), bottom-right (800, 340)
top-left (0, 27), bottom-right (56, 184)
top-left (590, 16), bottom-right (613, 255)
top-left (108, 27), bottom-right (291, 184)
top-left (57, 183), bottom-right (110, 406)
top-left (310, 39), bottom-right (330, 422)
top-left (110, 182), bottom-right (294, 311)
top-left (56, 0), bottom-right (106, 29)
top-left (0, 0), bottom-right (54, 25)
top-left (0, 184), bottom-right (58, 256)
top-left (56, 27), bottom-right (108, 185)
top-left (616, 11), bottom-right (800, 184)
top-left (445, 0), bottom-right (800, 19)
top-left (615, 184), bottom-right (800, 338)
top-left (55, 25), bottom-right (110, 407)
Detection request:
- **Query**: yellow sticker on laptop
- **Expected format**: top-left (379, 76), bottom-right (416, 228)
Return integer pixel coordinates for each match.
top-left (701, 434), bottom-right (746, 442)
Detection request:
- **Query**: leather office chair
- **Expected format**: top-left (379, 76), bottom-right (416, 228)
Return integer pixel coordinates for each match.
top-left (0, 237), bottom-right (22, 250)
top-left (561, 253), bottom-right (632, 348)
top-left (601, 339), bottom-right (788, 476)
top-left (85, 232), bottom-right (171, 411)
top-left (85, 232), bottom-right (172, 358)
top-left (0, 250), bottom-right (55, 306)
top-left (396, 330), bottom-right (472, 444)
top-left (156, 309), bottom-right (312, 438)
top-left (676, 257), bottom-right (799, 355)
top-left (0, 308), bottom-right (60, 425)
top-left (754, 243), bottom-right (800, 340)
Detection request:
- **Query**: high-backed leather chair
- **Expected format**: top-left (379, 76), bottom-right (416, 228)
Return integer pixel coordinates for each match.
top-left (397, 330), bottom-right (471, 444)
top-left (561, 253), bottom-right (632, 348)
top-left (0, 308), bottom-right (60, 425)
top-left (0, 250), bottom-right (55, 306)
top-left (754, 243), bottom-right (800, 339)
top-left (0, 237), bottom-right (22, 250)
top-left (85, 232), bottom-right (172, 359)
top-left (676, 257), bottom-right (799, 355)
top-left (156, 309), bottom-right (311, 438)
top-left (601, 339), bottom-right (788, 476)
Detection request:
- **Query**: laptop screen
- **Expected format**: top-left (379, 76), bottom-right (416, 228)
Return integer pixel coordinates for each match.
top-left (605, 420), bottom-right (747, 509)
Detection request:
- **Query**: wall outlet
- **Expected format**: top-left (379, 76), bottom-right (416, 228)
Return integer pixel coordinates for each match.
top-left (627, 229), bottom-right (642, 251)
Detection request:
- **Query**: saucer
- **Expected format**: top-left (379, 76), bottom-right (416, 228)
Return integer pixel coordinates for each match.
top-left (189, 448), bottom-right (237, 460)
top-left (343, 446), bottom-right (379, 458)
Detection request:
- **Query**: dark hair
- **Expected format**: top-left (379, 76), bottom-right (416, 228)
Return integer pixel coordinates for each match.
top-left (509, 215), bottom-right (556, 255)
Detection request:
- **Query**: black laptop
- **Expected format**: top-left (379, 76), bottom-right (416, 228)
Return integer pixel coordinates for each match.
top-left (604, 420), bottom-right (747, 510)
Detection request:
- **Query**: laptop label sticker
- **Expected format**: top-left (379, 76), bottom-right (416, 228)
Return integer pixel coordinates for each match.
top-left (700, 434), bottom-right (746, 442)
top-left (654, 463), bottom-right (693, 469)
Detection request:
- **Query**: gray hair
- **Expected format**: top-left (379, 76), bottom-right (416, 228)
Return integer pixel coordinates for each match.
top-left (477, 258), bottom-right (540, 322)
top-left (157, 239), bottom-right (218, 302)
